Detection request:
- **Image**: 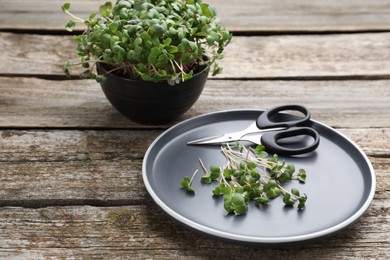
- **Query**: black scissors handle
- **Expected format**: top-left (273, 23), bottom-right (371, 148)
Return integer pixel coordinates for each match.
top-left (256, 104), bottom-right (311, 129)
top-left (256, 105), bottom-right (319, 155)
top-left (260, 127), bottom-right (320, 155)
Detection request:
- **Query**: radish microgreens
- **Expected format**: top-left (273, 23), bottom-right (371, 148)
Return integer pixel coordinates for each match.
top-left (62, 0), bottom-right (231, 83)
top-left (180, 144), bottom-right (308, 215)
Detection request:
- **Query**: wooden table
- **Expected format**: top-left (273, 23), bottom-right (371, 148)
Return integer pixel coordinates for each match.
top-left (0, 0), bottom-right (389, 258)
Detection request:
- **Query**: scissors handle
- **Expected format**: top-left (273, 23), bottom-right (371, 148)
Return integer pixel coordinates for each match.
top-left (257, 104), bottom-right (311, 129)
top-left (260, 127), bottom-right (320, 155)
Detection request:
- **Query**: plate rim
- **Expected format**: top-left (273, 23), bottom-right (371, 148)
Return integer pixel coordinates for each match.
top-left (142, 109), bottom-right (376, 244)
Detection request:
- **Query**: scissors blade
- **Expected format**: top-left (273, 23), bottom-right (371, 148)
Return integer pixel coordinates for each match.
top-left (188, 122), bottom-right (261, 145)
top-left (187, 133), bottom-right (241, 145)
top-left (187, 126), bottom-right (287, 145)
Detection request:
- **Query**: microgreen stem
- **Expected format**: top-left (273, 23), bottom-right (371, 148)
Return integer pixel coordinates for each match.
top-left (198, 158), bottom-right (208, 175)
top-left (63, 10), bottom-right (85, 23)
top-left (277, 184), bottom-right (300, 200)
top-left (189, 169), bottom-right (198, 186)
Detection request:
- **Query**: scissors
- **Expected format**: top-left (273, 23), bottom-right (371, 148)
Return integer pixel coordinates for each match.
top-left (187, 104), bottom-right (320, 155)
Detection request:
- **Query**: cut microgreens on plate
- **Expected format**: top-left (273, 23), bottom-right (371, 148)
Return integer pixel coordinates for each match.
top-left (180, 143), bottom-right (308, 215)
top-left (180, 169), bottom-right (198, 194)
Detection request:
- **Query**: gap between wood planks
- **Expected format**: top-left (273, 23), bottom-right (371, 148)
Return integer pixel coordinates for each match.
top-left (0, 199), bottom-right (149, 208)
top-left (3, 74), bottom-right (390, 82)
top-left (2, 27), bottom-right (390, 36)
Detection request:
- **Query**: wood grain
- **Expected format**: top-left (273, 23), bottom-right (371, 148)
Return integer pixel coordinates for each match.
top-left (2, 32), bottom-right (390, 79)
top-left (1, 77), bottom-right (389, 128)
top-left (0, 129), bottom-right (388, 255)
top-left (2, 0), bottom-right (390, 32)
top-left (0, 203), bottom-right (388, 258)
top-left (1, 0), bottom-right (389, 257)
top-left (0, 129), bottom-right (388, 205)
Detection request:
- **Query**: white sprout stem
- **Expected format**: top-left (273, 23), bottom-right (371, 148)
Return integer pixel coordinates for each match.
top-left (189, 169), bottom-right (198, 185)
top-left (277, 183), bottom-right (301, 200)
top-left (198, 158), bottom-right (208, 175)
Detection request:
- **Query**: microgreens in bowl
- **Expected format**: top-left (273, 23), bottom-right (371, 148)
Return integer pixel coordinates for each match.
top-left (62, 0), bottom-right (231, 83)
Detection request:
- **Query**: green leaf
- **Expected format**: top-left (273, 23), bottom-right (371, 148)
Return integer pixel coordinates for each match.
top-left (178, 30), bottom-right (185, 40)
top-left (248, 189), bottom-right (260, 200)
top-left (250, 171), bottom-right (260, 181)
top-left (268, 154), bottom-right (279, 163)
top-left (239, 161), bottom-right (246, 171)
top-left (88, 12), bottom-right (97, 20)
top-left (256, 151), bottom-right (268, 158)
top-left (286, 164), bottom-right (295, 173)
top-left (232, 192), bottom-right (248, 215)
top-left (65, 20), bottom-right (76, 32)
top-left (266, 187), bottom-right (281, 199)
top-left (61, 3), bottom-right (70, 13)
top-left (210, 165), bottom-right (220, 180)
top-left (186, 186), bottom-right (195, 194)
top-left (211, 65), bottom-right (222, 76)
top-left (188, 41), bottom-right (198, 52)
top-left (212, 185), bottom-right (223, 196)
top-left (298, 194), bottom-right (307, 209)
top-left (182, 71), bottom-right (193, 81)
top-left (191, 27), bottom-right (198, 35)
top-left (156, 53), bottom-right (169, 68)
top-left (134, 37), bottom-right (143, 47)
top-left (223, 191), bottom-right (233, 213)
top-left (291, 188), bottom-right (300, 197)
top-left (200, 3), bottom-right (213, 18)
top-left (207, 31), bottom-right (219, 45)
top-left (140, 31), bottom-right (151, 43)
top-left (200, 176), bottom-right (211, 184)
top-left (263, 180), bottom-right (277, 192)
top-left (109, 22), bottom-right (119, 33)
top-left (256, 196), bottom-right (269, 206)
top-left (62, 61), bottom-right (73, 77)
top-left (96, 75), bottom-right (106, 83)
top-left (163, 38), bottom-right (172, 45)
top-left (112, 44), bottom-right (125, 55)
top-left (155, 69), bottom-right (167, 78)
top-left (247, 161), bottom-right (257, 170)
top-left (99, 2), bottom-right (113, 17)
top-left (298, 169), bottom-right (307, 183)
top-left (101, 34), bottom-right (112, 50)
top-left (151, 24), bottom-right (165, 37)
top-left (148, 47), bottom-right (161, 64)
top-left (223, 169), bottom-right (234, 179)
top-left (278, 170), bottom-right (292, 184)
top-left (112, 47), bottom-right (125, 63)
top-left (180, 176), bottom-right (190, 188)
top-left (254, 145), bottom-right (268, 157)
top-left (283, 193), bottom-right (295, 206)
top-left (180, 176), bottom-right (195, 194)
top-left (235, 186), bottom-right (244, 194)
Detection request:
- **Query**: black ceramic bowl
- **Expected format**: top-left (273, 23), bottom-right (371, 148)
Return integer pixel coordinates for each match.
top-left (97, 63), bottom-right (208, 125)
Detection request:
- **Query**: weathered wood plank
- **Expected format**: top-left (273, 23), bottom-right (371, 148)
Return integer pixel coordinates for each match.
top-left (0, 159), bottom-right (146, 207)
top-left (2, 0), bottom-right (390, 33)
top-left (222, 33), bottom-right (390, 79)
top-left (0, 77), bottom-right (389, 128)
top-left (0, 129), bottom-right (389, 162)
top-left (0, 204), bottom-right (388, 258)
top-left (2, 32), bottom-right (390, 78)
top-left (0, 130), bottom-right (158, 162)
top-left (0, 129), bottom-right (388, 205)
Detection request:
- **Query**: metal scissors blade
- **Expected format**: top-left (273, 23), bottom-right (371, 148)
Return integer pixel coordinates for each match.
top-left (187, 122), bottom-right (285, 145)
top-left (187, 134), bottom-right (240, 145)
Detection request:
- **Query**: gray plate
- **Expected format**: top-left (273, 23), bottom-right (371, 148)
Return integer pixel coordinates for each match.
top-left (142, 110), bottom-right (376, 245)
